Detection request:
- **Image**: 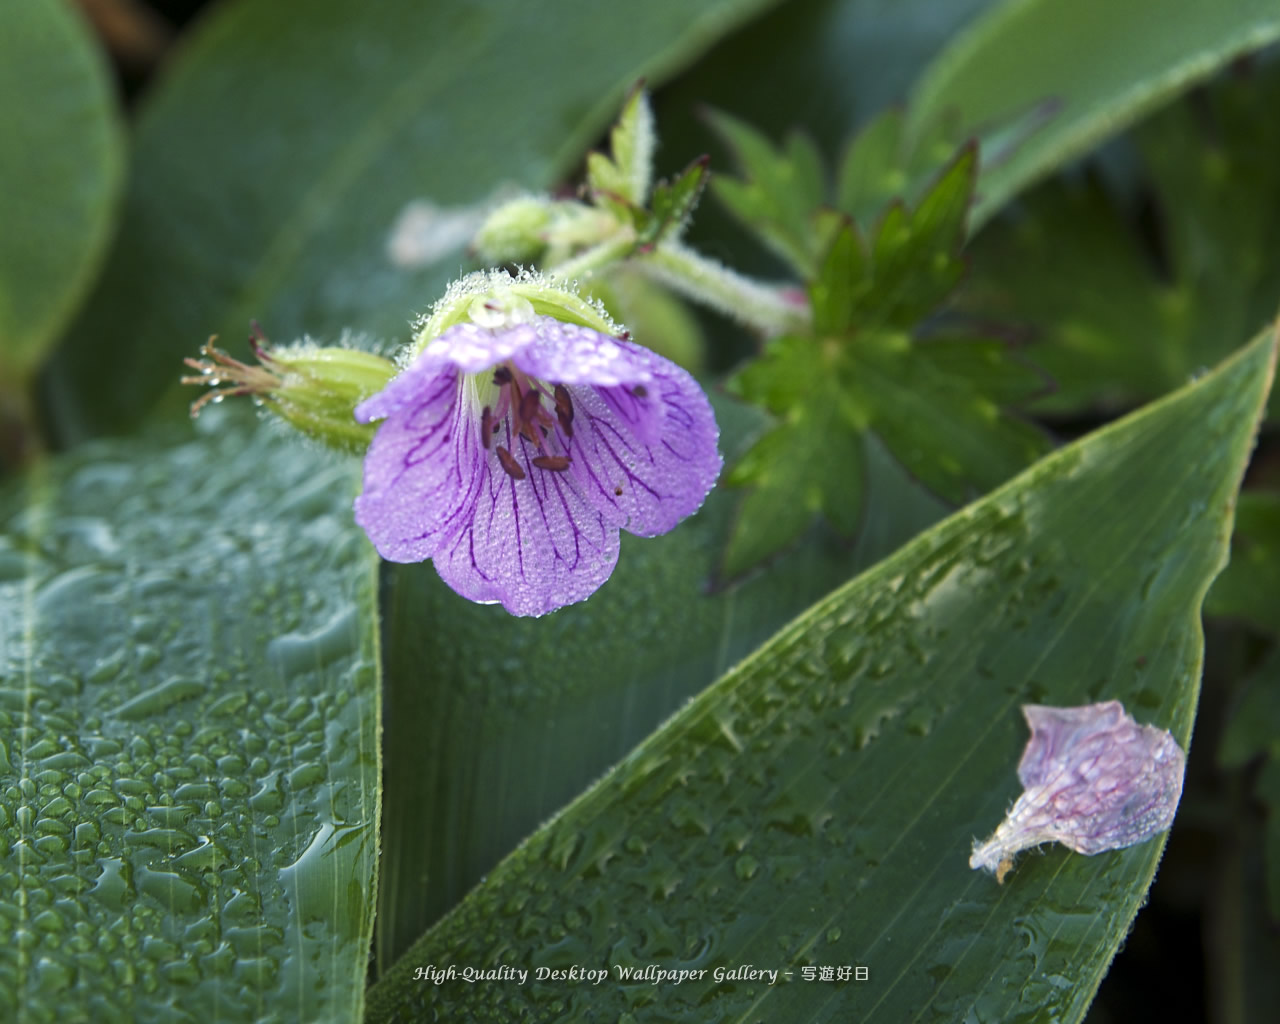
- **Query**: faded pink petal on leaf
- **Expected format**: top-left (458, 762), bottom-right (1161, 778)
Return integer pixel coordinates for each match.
top-left (970, 701), bottom-right (1186, 881)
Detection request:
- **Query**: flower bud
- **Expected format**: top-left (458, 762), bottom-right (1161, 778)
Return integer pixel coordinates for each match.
top-left (182, 326), bottom-right (396, 453)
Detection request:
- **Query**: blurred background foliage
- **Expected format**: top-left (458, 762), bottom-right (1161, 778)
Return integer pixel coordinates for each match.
top-left (2, 1), bottom-right (1278, 1021)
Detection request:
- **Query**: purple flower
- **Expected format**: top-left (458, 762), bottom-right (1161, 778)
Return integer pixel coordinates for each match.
top-left (970, 701), bottom-right (1185, 883)
top-left (353, 315), bottom-right (721, 616)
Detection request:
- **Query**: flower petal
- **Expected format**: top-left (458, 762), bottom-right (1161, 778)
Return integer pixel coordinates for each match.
top-left (353, 361), bottom-right (475, 562)
top-left (512, 319), bottom-right (656, 387)
top-left (556, 344), bottom-right (722, 537)
top-left (430, 420), bottom-right (620, 616)
top-left (970, 700), bottom-right (1186, 879)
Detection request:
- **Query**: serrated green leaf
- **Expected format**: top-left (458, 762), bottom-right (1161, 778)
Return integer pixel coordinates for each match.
top-left (640, 156), bottom-right (710, 246)
top-left (1206, 491), bottom-right (1280, 635)
top-left (366, 306), bottom-right (1275, 1024)
top-left (913, 335), bottom-right (1050, 407)
top-left (808, 221), bottom-right (866, 336)
top-left (861, 145), bottom-right (975, 329)
top-left (0, 412), bottom-right (380, 1021)
top-left (834, 107), bottom-right (969, 231)
top-left (849, 331), bottom-right (1049, 504)
top-left (40, 0), bottom-right (785, 443)
top-left (707, 111), bottom-right (828, 276)
top-left (726, 333), bottom-right (826, 414)
top-left (588, 87), bottom-right (656, 205)
top-left (722, 403), bottom-right (866, 578)
top-left (0, 0), bottom-right (123, 391)
top-left (371, 395), bottom-right (947, 972)
top-left (908, 0), bottom-right (1280, 226)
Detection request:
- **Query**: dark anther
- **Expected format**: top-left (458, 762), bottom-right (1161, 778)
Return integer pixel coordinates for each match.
top-left (556, 408), bottom-right (574, 439)
top-left (519, 388), bottom-right (541, 424)
top-left (553, 384), bottom-right (574, 418)
top-left (554, 385), bottom-right (575, 438)
top-left (631, 385), bottom-right (648, 398)
top-left (480, 406), bottom-right (493, 449)
top-left (496, 445), bottom-right (525, 480)
top-left (532, 455), bottom-right (571, 472)
top-left (493, 366), bottom-right (513, 386)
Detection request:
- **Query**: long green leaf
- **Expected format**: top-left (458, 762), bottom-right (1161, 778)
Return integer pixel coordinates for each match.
top-left (373, 398), bottom-right (948, 972)
top-left (41, 0), bottom-right (782, 443)
top-left (0, 413), bottom-right (379, 1021)
top-left (367, 326), bottom-right (1275, 1022)
top-left (908, 0), bottom-right (1280, 226)
top-left (0, 0), bottom-right (122, 389)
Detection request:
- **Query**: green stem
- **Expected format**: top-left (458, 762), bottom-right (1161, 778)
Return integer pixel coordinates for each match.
top-left (635, 242), bottom-right (810, 337)
top-left (545, 234), bottom-right (637, 285)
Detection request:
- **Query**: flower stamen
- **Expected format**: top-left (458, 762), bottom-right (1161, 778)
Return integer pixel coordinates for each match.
top-left (532, 455), bottom-right (571, 471)
top-left (496, 444), bottom-right (526, 480)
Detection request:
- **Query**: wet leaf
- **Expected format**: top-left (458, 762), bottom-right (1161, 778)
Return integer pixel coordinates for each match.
top-left (909, 0), bottom-right (1280, 226)
top-left (365, 316), bottom-right (1276, 1018)
top-left (0, 413), bottom-right (379, 1021)
top-left (371, 395), bottom-right (948, 972)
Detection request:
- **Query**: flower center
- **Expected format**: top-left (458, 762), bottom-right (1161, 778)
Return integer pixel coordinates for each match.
top-left (479, 360), bottom-right (575, 480)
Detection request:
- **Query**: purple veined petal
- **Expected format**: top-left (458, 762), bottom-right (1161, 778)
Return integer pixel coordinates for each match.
top-left (429, 419), bottom-right (621, 616)
top-left (512, 319), bottom-right (656, 387)
top-left (558, 346), bottom-right (722, 537)
top-left (1017, 701), bottom-right (1130, 788)
top-left (353, 363), bottom-right (477, 562)
top-left (353, 313), bottom-right (723, 615)
top-left (422, 320), bottom-right (540, 373)
top-left (969, 700), bottom-right (1186, 882)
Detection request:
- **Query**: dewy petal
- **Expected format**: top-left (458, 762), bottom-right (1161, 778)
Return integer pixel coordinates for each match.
top-left (559, 362), bottom-right (721, 536)
top-left (353, 315), bottom-right (722, 615)
top-left (352, 359), bottom-right (472, 563)
top-left (969, 700), bottom-right (1186, 880)
top-left (430, 417), bottom-right (622, 616)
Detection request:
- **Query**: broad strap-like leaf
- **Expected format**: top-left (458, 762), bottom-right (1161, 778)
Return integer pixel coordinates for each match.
top-left (366, 325), bottom-right (1275, 1023)
top-left (0, 0), bottom-right (122, 393)
top-left (41, 0), bottom-right (785, 443)
top-left (0, 414), bottom-right (380, 1021)
top-left (960, 64), bottom-right (1280, 419)
top-left (908, 0), bottom-right (1280, 226)
top-left (371, 395), bottom-right (948, 971)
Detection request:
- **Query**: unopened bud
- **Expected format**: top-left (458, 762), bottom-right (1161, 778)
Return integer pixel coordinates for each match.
top-left (182, 325), bottom-right (395, 453)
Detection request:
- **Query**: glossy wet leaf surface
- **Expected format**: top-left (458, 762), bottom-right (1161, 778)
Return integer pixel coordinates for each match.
top-left (0, 413), bottom-right (379, 1022)
top-left (366, 328), bottom-right (1274, 1022)
top-left (41, 0), bottom-right (781, 443)
top-left (908, 0), bottom-right (1280, 226)
top-left (373, 397), bottom-right (949, 972)
top-left (0, 0), bottom-right (122, 387)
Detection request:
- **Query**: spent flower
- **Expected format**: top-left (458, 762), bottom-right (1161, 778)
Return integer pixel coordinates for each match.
top-left (970, 701), bottom-right (1186, 883)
